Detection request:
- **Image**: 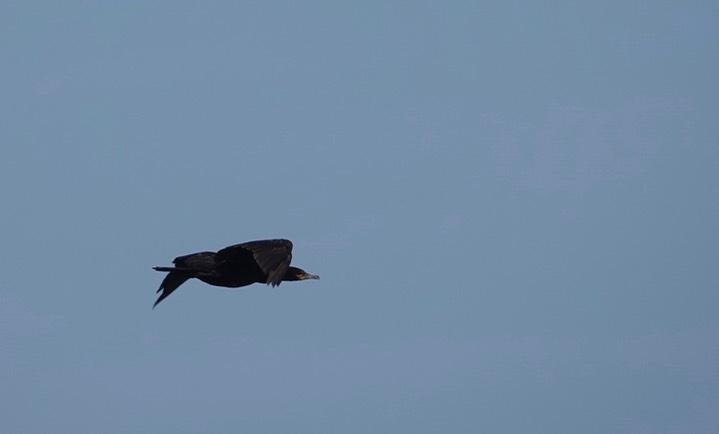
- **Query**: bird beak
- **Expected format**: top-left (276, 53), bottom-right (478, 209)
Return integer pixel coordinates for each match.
top-left (301, 273), bottom-right (320, 280)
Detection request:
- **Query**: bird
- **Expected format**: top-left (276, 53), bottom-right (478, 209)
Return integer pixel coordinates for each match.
top-left (152, 239), bottom-right (319, 308)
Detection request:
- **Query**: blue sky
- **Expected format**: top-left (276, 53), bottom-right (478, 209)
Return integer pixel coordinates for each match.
top-left (2, 2), bottom-right (718, 433)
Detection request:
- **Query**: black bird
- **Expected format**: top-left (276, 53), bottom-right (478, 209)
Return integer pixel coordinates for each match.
top-left (152, 239), bottom-right (319, 308)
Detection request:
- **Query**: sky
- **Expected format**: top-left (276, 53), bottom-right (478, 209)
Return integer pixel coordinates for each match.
top-left (1, 1), bottom-right (718, 433)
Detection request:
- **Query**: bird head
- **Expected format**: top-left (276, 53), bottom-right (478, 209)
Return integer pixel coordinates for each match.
top-left (285, 266), bottom-right (320, 281)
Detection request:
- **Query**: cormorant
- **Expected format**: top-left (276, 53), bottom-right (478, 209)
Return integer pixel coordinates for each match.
top-left (152, 239), bottom-right (319, 308)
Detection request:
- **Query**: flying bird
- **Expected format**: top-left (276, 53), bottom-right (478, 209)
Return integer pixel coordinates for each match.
top-left (152, 239), bottom-right (319, 308)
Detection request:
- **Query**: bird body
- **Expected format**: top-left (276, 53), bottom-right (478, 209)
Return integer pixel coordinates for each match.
top-left (152, 239), bottom-right (319, 308)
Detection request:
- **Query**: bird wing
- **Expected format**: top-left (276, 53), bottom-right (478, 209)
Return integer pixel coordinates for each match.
top-left (173, 251), bottom-right (217, 272)
top-left (216, 239), bottom-right (293, 286)
top-left (152, 251), bottom-right (217, 308)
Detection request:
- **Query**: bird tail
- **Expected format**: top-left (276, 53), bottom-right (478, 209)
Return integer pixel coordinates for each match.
top-left (152, 267), bottom-right (192, 309)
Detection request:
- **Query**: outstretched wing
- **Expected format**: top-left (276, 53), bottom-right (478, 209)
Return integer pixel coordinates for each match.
top-left (216, 239), bottom-right (293, 286)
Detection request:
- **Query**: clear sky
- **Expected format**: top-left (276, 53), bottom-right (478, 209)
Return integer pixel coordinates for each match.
top-left (2, 2), bottom-right (718, 433)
